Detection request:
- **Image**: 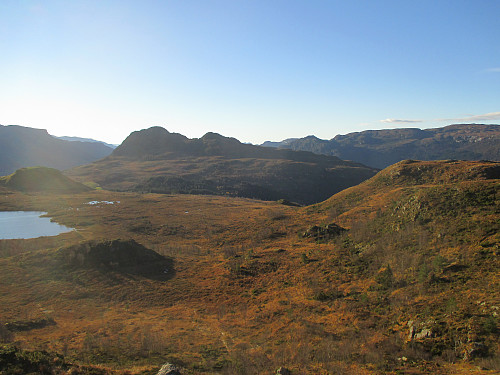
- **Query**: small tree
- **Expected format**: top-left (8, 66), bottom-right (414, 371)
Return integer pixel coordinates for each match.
top-left (376, 264), bottom-right (394, 290)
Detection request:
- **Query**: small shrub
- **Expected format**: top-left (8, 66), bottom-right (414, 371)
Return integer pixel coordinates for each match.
top-left (375, 265), bottom-right (394, 290)
top-left (432, 255), bottom-right (448, 271)
top-left (418, 263), bottom-right (430, 283)
top-left (313, 289), bottom-right (343, 302)
top-left (482, 315), bottom-right (498, 334)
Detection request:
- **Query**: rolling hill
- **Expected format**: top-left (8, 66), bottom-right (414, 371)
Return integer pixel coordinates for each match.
top-left (67, 126), bottom-right (378, 205)
top-left (262, 124), bottom-right (500, 169)
top-left (0, 167), bottom-right (91, 193)
top-left (0, 124), bottom-right (114, 176)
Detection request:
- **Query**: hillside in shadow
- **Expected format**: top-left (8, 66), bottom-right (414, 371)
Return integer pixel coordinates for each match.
top-left (67, 127), bottom-right (378, 205)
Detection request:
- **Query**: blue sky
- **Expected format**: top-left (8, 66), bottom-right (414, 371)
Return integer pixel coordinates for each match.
top-left (1, 0), bottom-right (499, 144)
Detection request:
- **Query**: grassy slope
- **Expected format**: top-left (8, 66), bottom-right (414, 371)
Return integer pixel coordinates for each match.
top-left (0, 160), bottom-right (498, 374)
top-left (0, 167), bottom-right (91, 193)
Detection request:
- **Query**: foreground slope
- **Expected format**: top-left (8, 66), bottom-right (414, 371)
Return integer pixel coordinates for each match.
top-left (263, 124), bottom-right (500, 168)
top-left (0, 159), bottom-right (498, 374)
top-left (0, 124), bottom-right (113, 175)
top-left (67, 126), bottom-right (377, 205)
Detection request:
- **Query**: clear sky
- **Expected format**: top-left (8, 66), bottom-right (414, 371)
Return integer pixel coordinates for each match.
top-left (1, 0), bottom-right (499, 145)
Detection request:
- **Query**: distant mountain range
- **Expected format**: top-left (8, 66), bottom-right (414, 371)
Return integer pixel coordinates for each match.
top-left (56, 136), bottom-right (117, 149)
top-left (3, 122), bottom-right (499, 203)
top-left (67, 126), bottom-right (378, 205)
top-left (262, 124), bottom-right (500, 169)
top-left (0, 125), bottom-right (114, 175)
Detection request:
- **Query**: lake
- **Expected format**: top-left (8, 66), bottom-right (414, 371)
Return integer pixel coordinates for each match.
top-left (0, 211), bottom-right (73, 239)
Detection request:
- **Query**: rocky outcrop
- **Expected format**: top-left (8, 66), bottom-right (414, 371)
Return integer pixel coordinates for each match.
top-left (302, 223), bottom-right (347, 241)
top-left (157, 363), bottom-right (182, 375)
top-left (407, 320), bottom-right (435, 342)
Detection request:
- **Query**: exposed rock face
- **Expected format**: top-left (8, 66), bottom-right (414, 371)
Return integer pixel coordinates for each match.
top-left (407, 320), bottom-right (435, 342)
top-left (157, 363), bottom-right (181, 375)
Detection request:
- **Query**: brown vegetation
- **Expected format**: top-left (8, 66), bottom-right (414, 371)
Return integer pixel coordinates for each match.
top-left (0, 160), bottom-right (498, 374)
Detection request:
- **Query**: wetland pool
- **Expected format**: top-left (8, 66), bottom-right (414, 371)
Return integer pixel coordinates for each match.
top-left (0, 211), bottom-right (73, 239)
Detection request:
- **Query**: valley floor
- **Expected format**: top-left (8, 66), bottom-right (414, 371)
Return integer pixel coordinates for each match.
top-left (0, 172), bottom-right (498, 374)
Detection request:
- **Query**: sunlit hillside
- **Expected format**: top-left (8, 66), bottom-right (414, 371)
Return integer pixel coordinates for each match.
top-left (0, 160), bottom-right (498, 374)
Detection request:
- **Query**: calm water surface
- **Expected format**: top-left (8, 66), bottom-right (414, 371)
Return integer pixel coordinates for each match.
top-left (0, 211), bottom-right (73, 239)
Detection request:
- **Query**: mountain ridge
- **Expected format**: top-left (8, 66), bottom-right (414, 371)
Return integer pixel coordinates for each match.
top-left (0, 124), bottom-right (114, 175)
top-left (262, 124), bottom-right (500, 168)
top-left (67, 126), bottom-right (378, 205)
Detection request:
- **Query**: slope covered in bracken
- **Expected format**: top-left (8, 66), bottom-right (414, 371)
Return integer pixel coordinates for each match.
top-left (0, 160), bottom-right (498, 374)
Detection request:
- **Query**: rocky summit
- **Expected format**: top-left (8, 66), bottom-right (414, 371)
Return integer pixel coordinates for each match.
top-left (67, 126), bottom-right (378, 205)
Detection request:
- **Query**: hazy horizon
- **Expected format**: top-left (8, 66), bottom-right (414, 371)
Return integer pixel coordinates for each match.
top-left (2, 121), bottom-right (500, 147)
top-left (1, 0), bottom-right (499, 145)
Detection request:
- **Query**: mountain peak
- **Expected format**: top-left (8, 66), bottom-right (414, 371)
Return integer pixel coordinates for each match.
top-left (201, 131), bottom-right (225, 139)
top-left (112, 126), bottom-right (189, 158)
